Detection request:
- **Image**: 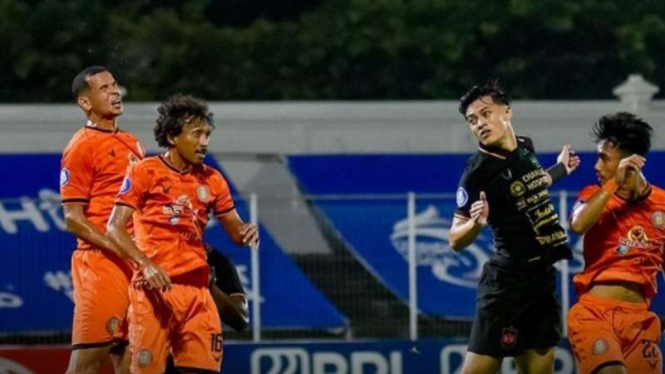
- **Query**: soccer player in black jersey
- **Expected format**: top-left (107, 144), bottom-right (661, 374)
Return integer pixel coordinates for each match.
top-left (449, 80), bottom-right (581, 374)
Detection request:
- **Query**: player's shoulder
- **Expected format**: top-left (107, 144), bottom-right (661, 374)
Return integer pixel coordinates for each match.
top-left (516, 136), bottom-right (535, 152)
top-left (63, 127), bottom-right (96, 153)
top-left (132, 156), bottom-right (162, 173)
top-left (649, 184), bottom-right (665, 202)
top-left (198, 164), bottom-right (227, 182)
top-left (460, 152), bottom-right (490, 182)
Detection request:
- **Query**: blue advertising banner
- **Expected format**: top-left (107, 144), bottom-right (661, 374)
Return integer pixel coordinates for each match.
top-left (288, 154), bottom-right (665, 318)
top-left (221, 338), bottom-right (604, 374)
top-left (0, 154), bottom-right (346, 333)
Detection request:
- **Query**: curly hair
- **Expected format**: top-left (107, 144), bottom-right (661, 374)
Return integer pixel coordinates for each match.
top-left (154, 93), bottom-right (215, 148)
top-left (592, 112), bottom-right (653, 156)
top-left (459, 79), bottom-right (511, 118)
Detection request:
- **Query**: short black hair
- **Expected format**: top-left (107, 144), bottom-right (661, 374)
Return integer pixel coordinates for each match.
top-left (71, 66), bottom-right (108, 99)
top-left (592, 112), bottom-right (653, 156)
top-left (459, 79), bottom-right (511, 118)
top-left (154, 93), bottom-right (215, 148)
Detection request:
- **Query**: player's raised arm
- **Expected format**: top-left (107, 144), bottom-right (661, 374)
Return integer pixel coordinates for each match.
top-left (545, 144), bottom-right (581, 186)
top-left (107, 204), bottom-right (173, 291)
top-left (216, 209), bottom-right (259, 248)
top-left (449, 191), bottom-right (489, 251)
top-left (570, 154), bottom-right (645, 234)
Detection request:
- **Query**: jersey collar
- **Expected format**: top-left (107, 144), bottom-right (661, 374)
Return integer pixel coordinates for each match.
top-left (159, 154), bottom-right (193, 175)
top-left (478, 142), bottom-right (511, 160)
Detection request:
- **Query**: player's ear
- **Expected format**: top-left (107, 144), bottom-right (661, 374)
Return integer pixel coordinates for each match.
top-left (504, 105), bottom-right (512, 120)
top-left (77, 95), bottom-right (92, 112)
top-left (167, 135), bottom-right (176, 146)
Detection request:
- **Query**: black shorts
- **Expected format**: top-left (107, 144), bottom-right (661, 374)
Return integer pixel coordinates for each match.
top-left (467, 261), bottom-right (562, 358)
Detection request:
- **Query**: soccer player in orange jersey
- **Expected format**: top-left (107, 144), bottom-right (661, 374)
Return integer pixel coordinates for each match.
top-left (569, 112), bottom-right (665, 374)
top-left (60, 66), bottom-right (144, 374)
top-left (106, 94), bottom-right (258, 374)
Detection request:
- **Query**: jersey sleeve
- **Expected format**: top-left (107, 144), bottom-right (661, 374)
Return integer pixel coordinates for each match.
top-left (210, 171), bottom-right (235, 216)
top-left (454, 164), bottom-right (481, 219)
top-left (60, 142), bottom-right (94, 204)
top-left (570, 185), bottom-right (602, 225)
top-left (208, 248), bottom-right (245, 295)
top-left (114, 163), bottom-right (149, 210)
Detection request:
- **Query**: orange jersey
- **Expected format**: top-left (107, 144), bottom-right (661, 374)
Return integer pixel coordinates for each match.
top-left (115, 155), bottom-right (235, 278)
top-left (60, 126), bottom-right (144, 250)
top-left (573, 184), bottom-right (665, 300)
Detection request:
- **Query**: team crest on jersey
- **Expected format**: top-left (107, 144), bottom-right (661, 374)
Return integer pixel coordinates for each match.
top-left (119, 177), bottom-right (132, 194)
top-left (136, 350), bottom-right (153, 367)
top-left (592, 339), bottom-right (609, 355)
top-left (500, 326), bottom-right (518, 350)
top-left (59, 168), bottom-right (70, 187)
top-left (652, 211), bottom-right (664, 230)
top-left (106, 317), bottom-right (121, 334)
top-left (510, 181), bottom-right (527, 197)
top-left (197, 185), bottom-right (211, 203)
top-left (456, 187), bottom-right (468, 207)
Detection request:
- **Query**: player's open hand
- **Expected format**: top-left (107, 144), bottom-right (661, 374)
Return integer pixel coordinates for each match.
top-left (240, 223), bottom-right (260, 249)
top-left (141, 260), bottom-right (173, 292)
top-left (470, 191), bottom-right (489, 227)
top-left (557, 145), bottom-right (581, 174)
top-left (613, 154), bottom-right (646, 185)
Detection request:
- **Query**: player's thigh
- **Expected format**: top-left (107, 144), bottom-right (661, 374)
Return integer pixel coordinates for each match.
top-left (459, 351), bottom-right (503, 374)
top-left (568, 300), bottom-right (628, 374)
top-left (171, 288), bottom-right (223, 372)
top-left (66, 345), bottom-right (112, 374)
top-left (71, 250), bottom-right (131, 346)
top-left (128, 286), bottom-right (171, 374)
top-left (623, 327), bottom-right (662, 374)
top-left (514, 347), bottom-right (555, 374)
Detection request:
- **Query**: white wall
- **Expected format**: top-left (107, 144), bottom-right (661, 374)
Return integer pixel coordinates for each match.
top-left (1, 100), bottom-right (663, 154)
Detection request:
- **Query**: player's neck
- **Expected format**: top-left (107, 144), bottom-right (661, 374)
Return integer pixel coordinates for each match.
top-left (162, 149), bottom-right (192, 173)
top-left (86, 115), bottom-right (118, 132)
top-left (617, 173), bottom-right (650, 201)
top-left (495, 126), bottom-right (518, 152)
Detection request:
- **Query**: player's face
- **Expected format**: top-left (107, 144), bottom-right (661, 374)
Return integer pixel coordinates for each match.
top-left (173, 118), bottom-right (212, 165)
top-left (594, 140), bottom-right (624, 184)
top-left (81, 71), bottom-right (123, 118)
top-left (465, 96), bottom-right (512, 147)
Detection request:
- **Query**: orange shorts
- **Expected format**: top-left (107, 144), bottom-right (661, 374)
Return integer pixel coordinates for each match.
top-left (568, 293), bottom-right (662, 374)
top-left (128, 268), bottom-right (222, 374)
top-left (71, 249), bottom-right (133, 349)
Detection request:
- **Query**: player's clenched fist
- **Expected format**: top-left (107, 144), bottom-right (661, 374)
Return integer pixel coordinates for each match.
top-left (240, 223), bottom-right (260, 249)
top-left (558, 144), bottom-right (581, 174)
top-left (470, 191), bottom-right (489, 227)
top-left (613, 154), bottom-right (646, 186)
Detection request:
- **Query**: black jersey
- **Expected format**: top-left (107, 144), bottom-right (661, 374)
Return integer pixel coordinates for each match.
top-left (454, 136), bottom-right (572, 269)
top-left (208, 248), bottom-right (245, 295)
